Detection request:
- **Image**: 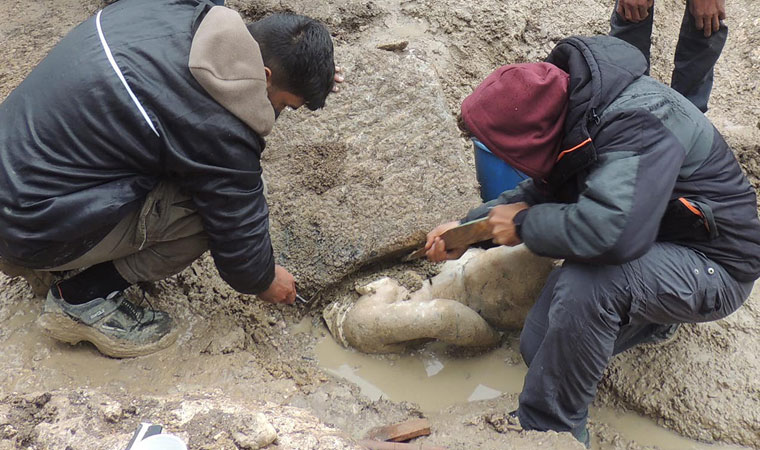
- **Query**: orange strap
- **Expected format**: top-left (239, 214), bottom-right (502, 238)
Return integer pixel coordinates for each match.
top-left (556, 138), bottom-right (592, 162)
top-left (678, 197), bottom-right (702, 217)
top-left (679, 197), bottom-right (710, 232)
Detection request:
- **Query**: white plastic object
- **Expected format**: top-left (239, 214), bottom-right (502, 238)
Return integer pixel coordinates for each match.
top-left (132, 434), bottom-right (187, 450)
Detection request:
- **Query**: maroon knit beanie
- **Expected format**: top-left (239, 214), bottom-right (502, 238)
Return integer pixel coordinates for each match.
top-left (461, 62), bottom-right (570, 180)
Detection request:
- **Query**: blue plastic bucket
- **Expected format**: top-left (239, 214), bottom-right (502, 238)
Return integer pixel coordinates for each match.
top-left (472, 138), bottom-right (528, 202)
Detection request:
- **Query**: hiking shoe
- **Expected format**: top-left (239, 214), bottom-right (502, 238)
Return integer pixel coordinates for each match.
top-left (510, 409), bottom-right (590, 448)
top-left (571, 425), bottom-right (591, 449)
top-left (37, 287), bottom-right (176, 358)
top-left (640, 323), bottom-right (681, 347)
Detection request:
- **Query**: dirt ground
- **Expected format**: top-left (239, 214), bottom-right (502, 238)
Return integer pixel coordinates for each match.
top-left (1, 0), bottom-right (759, 449)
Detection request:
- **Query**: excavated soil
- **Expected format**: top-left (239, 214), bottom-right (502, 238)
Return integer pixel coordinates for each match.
top-left (1, 0), bottom-right (759, 449)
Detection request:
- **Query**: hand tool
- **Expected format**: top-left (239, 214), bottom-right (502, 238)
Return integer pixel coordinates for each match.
top-left (402, 217), bottom-right (492, 262)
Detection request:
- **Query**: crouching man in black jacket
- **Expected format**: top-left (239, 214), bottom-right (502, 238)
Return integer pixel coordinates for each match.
top-left (425, 36), bottom-right (760, 446)
top-left (0, 0), bottom-right (339, 357)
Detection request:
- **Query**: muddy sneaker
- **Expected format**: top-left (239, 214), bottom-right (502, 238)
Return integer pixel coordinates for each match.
top-left (640, 323), bottom-right (681, 347)
top-left (37, 287), bottom-right (176, 358)
top-left (571, 425), bottom-right (591, 449)
top-left (511, 409), bottom-right (590, 448)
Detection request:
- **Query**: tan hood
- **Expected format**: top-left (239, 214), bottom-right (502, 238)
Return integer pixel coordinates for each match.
top-left (189, 6), bottom-right (275, 137)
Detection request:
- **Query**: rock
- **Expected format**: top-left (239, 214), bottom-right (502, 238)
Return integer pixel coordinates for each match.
top-left (485, 412), bottom-right (522, 433)
top-left (263, 45), bottom-right (480, 294)
top-left (231, 413), bottom-right (277, 449)
top-left (377, 41), bottom-right (408, 51)
top-left (99, 401), bottom-right (123, 423)
top-left (0, 424), bottom-right (16, 440)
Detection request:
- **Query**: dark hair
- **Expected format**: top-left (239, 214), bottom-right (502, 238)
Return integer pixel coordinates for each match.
top-left (456, 112), bottom-right (474, 139)
top-left (247, 13), bottom-right (335, 110)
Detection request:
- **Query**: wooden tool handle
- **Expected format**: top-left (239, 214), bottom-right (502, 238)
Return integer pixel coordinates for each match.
top-left (438, 217), bottom-right (492, 249)
top-left (403, 218), bottom-right (492, 262)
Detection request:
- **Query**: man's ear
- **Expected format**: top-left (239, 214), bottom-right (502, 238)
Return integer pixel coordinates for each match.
top-left (264, 67), bottom-right (272, 88)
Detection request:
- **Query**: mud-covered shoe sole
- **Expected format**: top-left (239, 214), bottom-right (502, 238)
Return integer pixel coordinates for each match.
top-left (37, 309), bottom-right (178, 358)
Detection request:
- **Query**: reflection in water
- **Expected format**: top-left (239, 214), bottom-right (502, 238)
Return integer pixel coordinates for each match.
top-left (315, 331), bottom-right (525, 412)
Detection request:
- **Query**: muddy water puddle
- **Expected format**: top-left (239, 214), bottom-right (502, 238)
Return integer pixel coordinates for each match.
top-left (314, 330), bottom-right (524, 410)
top-left (0, 301), bottom-right (262, 399)
top-left (308, 321), bottom-right (747, 450)
top-left (592, 408), bottom-right (750, 450)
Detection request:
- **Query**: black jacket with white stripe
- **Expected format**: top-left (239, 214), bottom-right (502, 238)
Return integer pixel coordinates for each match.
top-left (0, 0), bottom-right (278, 294)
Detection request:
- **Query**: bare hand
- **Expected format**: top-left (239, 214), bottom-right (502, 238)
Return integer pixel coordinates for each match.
top-left (258, 264), bottom-right (296, 305)
top-left (689, 0), bottom-right (725, 37)
top-left (332, 66), bottom-right (345, 93)
top-left (424, 220), bottom-right (468, 262)
top-left (488, 203), bottom-right (529, 247)
top-left (617, 0), bottom-right (654, 22)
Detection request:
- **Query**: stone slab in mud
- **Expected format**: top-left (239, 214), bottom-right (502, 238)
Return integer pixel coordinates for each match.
top-left (262, 45), bottom-right (480, 293)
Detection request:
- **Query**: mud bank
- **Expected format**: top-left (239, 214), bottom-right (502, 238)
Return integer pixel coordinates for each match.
top-left (1, 0), bottom-right (760, 449)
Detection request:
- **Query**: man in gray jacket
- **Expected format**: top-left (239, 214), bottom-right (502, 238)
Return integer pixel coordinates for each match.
top-left (426, 36), bottom-right (760, 446)
top-left (0, 0), bottom-right (337, 357)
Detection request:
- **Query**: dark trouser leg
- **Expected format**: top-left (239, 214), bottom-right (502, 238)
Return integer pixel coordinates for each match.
top-left (670, 1), bottom-right (727, 112)
top-left (609, 0), bottom-right (654, 74)
top-left (517, 243), bottom-right (753, 436)
top-left (519, 268), bottom-right (561, 367)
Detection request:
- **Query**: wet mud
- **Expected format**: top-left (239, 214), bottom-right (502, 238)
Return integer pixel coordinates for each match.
top-left (1, 0), bottom-right (760, 449)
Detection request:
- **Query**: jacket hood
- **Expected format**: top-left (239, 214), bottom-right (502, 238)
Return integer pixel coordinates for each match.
top-left (461, 62), bottom-right (570, 180)
top-left (545, 36), bottom-right (647, 148)
top-left (189, 6), bottom-right (275, 137)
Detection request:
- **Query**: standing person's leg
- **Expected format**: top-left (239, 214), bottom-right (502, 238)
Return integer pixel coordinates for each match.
top-left (517, 243), bottom-right (752, 445)
top-left (609, 0), bottom-right (656, 74)
top-left (670, 0), bottom-right (727, 112)
top-left (38, 182), bottom-right (208, 358)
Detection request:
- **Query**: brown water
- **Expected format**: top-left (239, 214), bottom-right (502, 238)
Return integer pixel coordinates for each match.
top-left (309, 320), bottom-right (750, 450)
top-left (591, 407), bottom-right (750, 450)
top-left (314, 330), bottom-right (524, 410)
top-left (0, 301), bottom-right (261, 399)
